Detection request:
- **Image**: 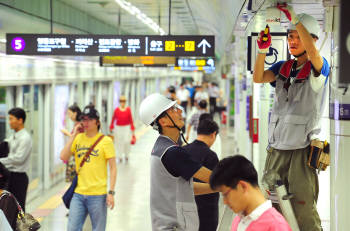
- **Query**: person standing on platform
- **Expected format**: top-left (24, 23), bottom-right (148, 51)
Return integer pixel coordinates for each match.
top-left (186, 100), bottom-right (208, 142)
top-left (210, 155), bottom-right (292, 231)
top-left (61, 103), bottom-right (83, 182)
top-left (139, 93), bottom-right (217, 231)
top-left (208, 82), bottom-right (220, 117)
top-left (194, 84), bottom-right (209, 106)
top-left (0, 108), bottom-right (32, 212)
top-left (198, 113), bottom-right (222, 158)
top-left (253, 3), bottom-right (330, 230)
top-left (61, 106), bottom-right (117, 231)
top-left (177, 83), bottom-right (191, 113)
top-left (185, 81), bottom-right (196, 110)
top-left (183, 119), bottom-right (220, 231)
top-left (109, 95), bottom-right (135, 163)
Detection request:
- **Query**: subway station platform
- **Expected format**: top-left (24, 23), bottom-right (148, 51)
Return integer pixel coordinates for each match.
top-left (24, 125), bottom-right (330, 231)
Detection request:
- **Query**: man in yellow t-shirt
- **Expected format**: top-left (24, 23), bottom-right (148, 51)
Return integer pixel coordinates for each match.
top-left (61, 106), bottom-right (117, 231)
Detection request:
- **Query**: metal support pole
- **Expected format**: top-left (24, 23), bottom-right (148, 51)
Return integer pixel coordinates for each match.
top-left (50, 0), bottom-right (53, 34)
top-left (168, 0), bottom-right (171, 35)
top-left (118, 8), bottom-right (121, 35)
top-left (330, 2), bottom-right (350, 230)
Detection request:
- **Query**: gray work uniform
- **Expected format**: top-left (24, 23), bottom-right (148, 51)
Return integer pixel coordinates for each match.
top-left (264, 58), bottom-right (330, 231)
top-left (268, 65), bottom-right (323, 150)
top-left (150, 135), bottom-right (200, 231)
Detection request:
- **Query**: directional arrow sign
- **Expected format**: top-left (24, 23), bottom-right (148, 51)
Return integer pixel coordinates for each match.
top-left (197, 39), bottom-right (211, 54)
top-left (6, 34), bottom-right (215, 57)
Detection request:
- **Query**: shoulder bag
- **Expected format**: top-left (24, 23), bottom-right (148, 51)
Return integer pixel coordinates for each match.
top-left (0, 190), bottom-right (41, 231)
top-left (62, 135), bottom-right (105, 209)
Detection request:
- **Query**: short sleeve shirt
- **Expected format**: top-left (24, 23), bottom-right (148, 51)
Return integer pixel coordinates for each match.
top-left (71, 133), bottom-right (115, 195)
top-left (161, 146), bottom-right (202, 181)
top-left (268, 57), bottom-right (330, 92)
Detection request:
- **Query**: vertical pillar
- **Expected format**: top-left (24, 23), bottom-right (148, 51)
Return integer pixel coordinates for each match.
top-left (330, 2), bottom-right (350, 230)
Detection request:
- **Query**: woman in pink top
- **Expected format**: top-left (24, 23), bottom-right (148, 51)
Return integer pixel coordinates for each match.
top-left (209, 155), bottom-right (292, 231)
top-left (109, 95), bottom-right (135, 162)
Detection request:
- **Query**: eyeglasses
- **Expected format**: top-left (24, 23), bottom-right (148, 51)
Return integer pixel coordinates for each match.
top-left (222, 189), bottom-right (232, 199)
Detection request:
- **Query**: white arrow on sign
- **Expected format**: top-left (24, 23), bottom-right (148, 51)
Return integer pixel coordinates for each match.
top-left (197, 39), bottom-right (211, 54)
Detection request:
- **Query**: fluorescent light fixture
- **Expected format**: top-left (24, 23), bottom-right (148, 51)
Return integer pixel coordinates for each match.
top-left (115, 0), bottom-right (166, 35)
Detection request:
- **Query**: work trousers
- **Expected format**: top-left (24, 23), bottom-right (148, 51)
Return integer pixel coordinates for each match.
top-left (264, 146), bottom-right (322, 231)
top-left (8, 172), bottom-right (28, 212)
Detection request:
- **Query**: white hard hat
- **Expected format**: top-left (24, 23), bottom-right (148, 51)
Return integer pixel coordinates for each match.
top-left (289, 13), bottom-right (321, 38)
top-left (139, 93), bottom-right (176, 126)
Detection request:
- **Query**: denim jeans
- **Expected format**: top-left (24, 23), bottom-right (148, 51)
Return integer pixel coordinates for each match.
top-left (67, 193), bottom-right (107, 231)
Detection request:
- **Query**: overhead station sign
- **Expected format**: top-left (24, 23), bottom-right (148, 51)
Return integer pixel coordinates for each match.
top-left (100, 56), bottom-right (176, 67)
top-left (174, 57), bottom-right (215, 73)
top-left (6, 34), bottom-right (215, 57)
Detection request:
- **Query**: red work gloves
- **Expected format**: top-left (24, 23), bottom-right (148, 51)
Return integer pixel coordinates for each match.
top-left (257, 26), bottom-right (271, 54)
top-left (277, 3), bottom-right (299, 25)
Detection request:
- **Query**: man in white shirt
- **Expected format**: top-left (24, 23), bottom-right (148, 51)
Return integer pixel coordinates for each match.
top-left (208, 82), bottom-right (220, 116)
top-left (209, 155), bottom-right (291, 231)
top-left (176, 83), bottom-right (191, 113)
top-left (0, 108), bottom-right (32, 212)
top-left (194, 85), bottom-right (209, 106)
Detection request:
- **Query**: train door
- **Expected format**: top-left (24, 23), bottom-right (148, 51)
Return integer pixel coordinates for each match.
top-left (13, 85), bottom-right (44, 200)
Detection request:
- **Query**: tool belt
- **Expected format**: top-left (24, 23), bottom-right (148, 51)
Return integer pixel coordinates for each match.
top-left (308, 140), bottom-right (330, 172)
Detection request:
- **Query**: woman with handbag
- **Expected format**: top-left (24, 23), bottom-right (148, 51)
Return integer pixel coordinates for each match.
top-left (109, 95), bottom-right (136, 163)
top-left (61, 103), bottom-right (83, 183)
top-left (60, 106), bottom-right (117, 231)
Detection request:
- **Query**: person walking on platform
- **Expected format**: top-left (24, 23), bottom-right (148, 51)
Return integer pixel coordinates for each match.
top-left (0, 108), bottom-right (32, 212)
top-left (109, 95), bottom-right (135, 163)
top-left (61, 103), bottom-right (83, 182)
top-left (208, 82), bottom-right (220, 117)
top-left (198, 113), bottom-right (222, 158)
top-left (210, 155), bottom-right (292, 231)
top-left (186, 100), bottom-right (208, 142)
top-left (177, 83), bottom-right (191, 113)
top-left (253, 3), bottom-right (330, 230)
top-left (139, 93), bottom-right (217, 231)
top-left (60, 105), bottom-right (117, 231)
top-left (183, 119), bottom-right (220, 231)
top-left (194, 84), bottom-right (209, 107)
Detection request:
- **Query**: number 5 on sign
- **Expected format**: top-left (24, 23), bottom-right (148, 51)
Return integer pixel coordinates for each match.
top-left (165, 41), bottom-right (175, 51)
top-left (15, 40), bottom-right (23, 50)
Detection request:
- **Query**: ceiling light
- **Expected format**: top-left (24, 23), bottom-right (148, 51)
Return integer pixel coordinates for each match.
top-left (0, 39), bottom-right (6, 43)
top-left (115, 0), bottom-right (166, 35)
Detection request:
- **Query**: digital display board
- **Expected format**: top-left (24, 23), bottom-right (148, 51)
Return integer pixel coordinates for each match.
top-left (6, 34), bottom-right (215, 57)
top-left (100, 56), bottom-right (176, 67)
top-left (174, 57), bottom-right (215, 73)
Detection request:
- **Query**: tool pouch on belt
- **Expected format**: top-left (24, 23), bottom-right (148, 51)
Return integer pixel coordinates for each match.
top-left (308, 139), bottom-right (330, 171)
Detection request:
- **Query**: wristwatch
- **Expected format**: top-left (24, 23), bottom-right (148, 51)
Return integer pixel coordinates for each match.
top-left (108, 190), bottom-right (115, 196)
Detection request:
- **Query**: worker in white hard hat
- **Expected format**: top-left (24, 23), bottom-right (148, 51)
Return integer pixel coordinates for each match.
top-left (139, 93), bottom-right (217, 231)
top-left (252, 3), bottom-right (330, 231)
